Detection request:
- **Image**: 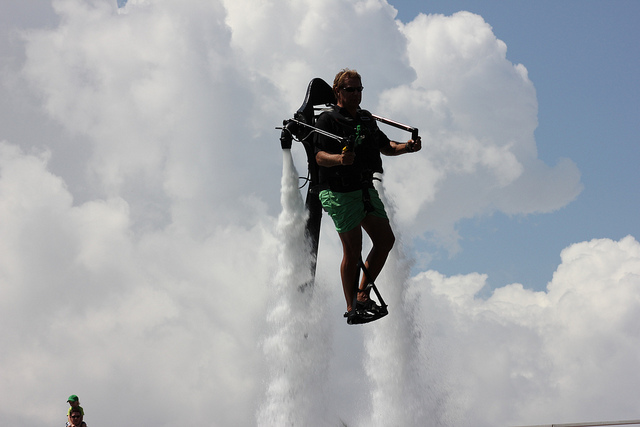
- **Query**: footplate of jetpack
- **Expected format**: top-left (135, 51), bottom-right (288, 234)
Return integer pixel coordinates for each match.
top-left (344, 284), bottom-right (388, 325)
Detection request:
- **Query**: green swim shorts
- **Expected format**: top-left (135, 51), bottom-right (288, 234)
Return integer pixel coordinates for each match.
top-left (319, 188), bottom-right (388, 233)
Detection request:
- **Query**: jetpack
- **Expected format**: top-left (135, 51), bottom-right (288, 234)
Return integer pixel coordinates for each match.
top-left (278, 78), bottom-right (419, 324)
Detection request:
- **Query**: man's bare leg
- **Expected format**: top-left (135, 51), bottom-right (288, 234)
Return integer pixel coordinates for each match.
top-left (338, 226), bottom-right (363, 312)
top-left (359, 215), bottom-right (395, 298)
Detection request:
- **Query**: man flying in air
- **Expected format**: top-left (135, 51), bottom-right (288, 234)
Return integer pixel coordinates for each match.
top-left (314, 68), bottom-right (421, 324)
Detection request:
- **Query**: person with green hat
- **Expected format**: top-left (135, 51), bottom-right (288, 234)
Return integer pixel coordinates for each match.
top-left (66, 395), bottom-right (86, 427)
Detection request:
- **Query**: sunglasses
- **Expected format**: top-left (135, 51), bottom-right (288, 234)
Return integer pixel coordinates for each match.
top-left (342, 86), bottom-right (364, 93)
top-left (71, 415), bottom-right (82, 418)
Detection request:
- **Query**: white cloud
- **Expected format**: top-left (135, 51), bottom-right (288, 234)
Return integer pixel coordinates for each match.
top-left (0, 141), bottom-right (277, 425)
top-left (407, 236), bottom-right (640, 426)
top-left (0, 1), bottom-right (632, 426)
top-left (378, 12), bottom-right (582, 251)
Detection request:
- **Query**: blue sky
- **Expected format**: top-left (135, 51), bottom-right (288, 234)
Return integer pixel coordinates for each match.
top-left (393, 0), bottom-right (640, 291)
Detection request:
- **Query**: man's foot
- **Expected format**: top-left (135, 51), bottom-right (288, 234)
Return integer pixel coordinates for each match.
top-left (357, 288), bottom-right (371, 303)
top-left (344, 309), bottom-right (359, 325)
top-left (344, 308), bottom-right (371, 325)
top-left (356, 298), bottom-right (378, 312)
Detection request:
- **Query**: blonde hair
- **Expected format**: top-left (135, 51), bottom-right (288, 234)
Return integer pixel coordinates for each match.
top-left (332, 68), bottom-right (361, 97)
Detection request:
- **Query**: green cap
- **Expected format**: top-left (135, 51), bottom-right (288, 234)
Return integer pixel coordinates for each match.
top-left (67, 395), bottom-right (79, 403)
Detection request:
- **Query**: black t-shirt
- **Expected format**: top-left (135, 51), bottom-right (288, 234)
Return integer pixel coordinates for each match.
top-left (314, 106), bottom-right (391, 192)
